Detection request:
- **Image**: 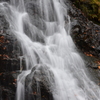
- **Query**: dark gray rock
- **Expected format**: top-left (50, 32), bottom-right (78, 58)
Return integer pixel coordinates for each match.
top-left (0, 2), bottom-right (22, 100)
top-left (0, 14), bottom-right (21, 72)
top-left (25, 64), bottom-right (54, 100)
top-left (0, 0), bottom-right (9, 2)
top-left (25, 0), bottom-right (46, 31)
top-left (0, 86), bottom-right (15, 100)
top-left (66, 0), bottom-right (100, 58)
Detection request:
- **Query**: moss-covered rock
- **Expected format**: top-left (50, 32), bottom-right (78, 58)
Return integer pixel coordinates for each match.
top-left (71, 0), bottom-right (100, 24)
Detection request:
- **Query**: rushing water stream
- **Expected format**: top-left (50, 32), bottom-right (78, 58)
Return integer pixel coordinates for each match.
top-left (0, 0), bottom-right (100, 100)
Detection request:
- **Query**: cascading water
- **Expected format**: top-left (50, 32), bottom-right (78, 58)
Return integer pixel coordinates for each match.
top-left (0, 0), bottom-right (100, 100)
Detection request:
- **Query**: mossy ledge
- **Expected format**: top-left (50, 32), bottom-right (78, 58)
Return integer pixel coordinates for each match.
top-left (71, 0), bottom-right (100, 25)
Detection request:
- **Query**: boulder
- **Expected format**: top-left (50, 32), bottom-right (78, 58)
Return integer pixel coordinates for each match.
top-left (25, 64), bottom-right (54, 100)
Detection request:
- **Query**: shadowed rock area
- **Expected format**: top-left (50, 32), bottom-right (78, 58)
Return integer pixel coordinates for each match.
top-left (0, 12), bottom-right (21, 99)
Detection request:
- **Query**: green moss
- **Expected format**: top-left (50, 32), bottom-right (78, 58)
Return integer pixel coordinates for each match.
top-left (73, 0), bottom-right (100, 25)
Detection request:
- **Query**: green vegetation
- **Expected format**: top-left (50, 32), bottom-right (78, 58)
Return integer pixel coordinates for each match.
top-left (73, 0), bottom-right (100, 24)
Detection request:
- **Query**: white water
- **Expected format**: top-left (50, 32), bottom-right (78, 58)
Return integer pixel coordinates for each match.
top-left (0, 0), bottom-right (100, 100)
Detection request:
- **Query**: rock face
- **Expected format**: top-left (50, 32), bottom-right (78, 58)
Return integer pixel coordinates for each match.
top-left (0, 8), bottom-right (20, 100)
top-left (62, 0), bottom-right (100, 59)
top-left (25, 0), bottom-right (46, 31)
top-left (63, 0), bottom-right (100, 59)
top-left (71, 12), bottom-right (100, 59)
top-left (65, 0), bottom-right (100, 83)
top-left (25, 64), bottom-right (54, 100)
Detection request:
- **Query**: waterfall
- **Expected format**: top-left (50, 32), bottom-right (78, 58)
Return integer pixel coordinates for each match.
top-left (0, 0), bottom-right (100, 100)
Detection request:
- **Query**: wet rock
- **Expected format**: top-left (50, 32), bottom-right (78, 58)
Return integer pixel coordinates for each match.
top-left (0, 73), bottom-right (16, 91)
top-left (25, 64), bottom-right (54, 100)
top-left (0, 14), bottom-right (21, 72)
top-left (65, 0), bottom-right (100, 59)
top-left (0, 71), bottom-right (21, 100)
top-left (25, 0), bottom-right (46, 31)
top-left (0, 86), bottom-right (15, 100)
top-left (66, 0), bottom-right (100, 83)
top-left (0, 4), bottom-right (21, 100)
